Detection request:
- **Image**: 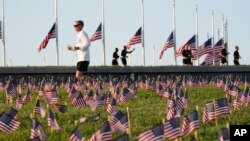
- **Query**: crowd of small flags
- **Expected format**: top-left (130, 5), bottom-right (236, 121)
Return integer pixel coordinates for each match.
top-left (0, 74), bottom-right (248, 140)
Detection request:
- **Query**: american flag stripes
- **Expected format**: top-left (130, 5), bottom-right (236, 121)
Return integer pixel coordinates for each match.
top-left (89, 122), bottom-right (112, 141)
top-left (163, 118), bottom-right (182, 140)
top-left (90, 95), bottom-right (105, 111)
top-left (90, 23), bottom-right (102, 42)
top-left (48, 109), bottom-right (60, 131)
top-left (69, 126), bottom-right (85, 141)
top-left (53, 104), bottom-right (67, 113)
top-left (126, 27), bottom-right (142, 48)
top-left (214, 98), bottom-right (229, 116)
top-left (203, 101), bottom-right (216, 124)
top-left (176, 35), bottom-right (196, 57)
top-left (196, 38), bottom-right (212, 58)
top-left (182, 110), bottom-right (199, 136)
top-left (72, 92), bottom-right (86, 107)
top-left (38, 23), bottom-right (56, 52)
top-left (34, 100), bottom-right (46, 118)
top-left (137, 124), bottom-right (164, 141)
top-left (159, 31), bottom-right (175, 59)
top-left (0, 113), bottom-right (21, 133)
top-left (106, 98), bottom-right (118, 115)
top-left (111, 112), bottom-right (129, 133)
top-left (109, 111), bottom-right (124, 125)
top-left (30, 119), bottom-right (46, 141)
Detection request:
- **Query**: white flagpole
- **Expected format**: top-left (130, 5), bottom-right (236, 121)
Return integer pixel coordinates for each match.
top-left (173, 0), bottom-right (177, 65)
top-left (153, 45), bottom-right (155, 66)
top-left (195, 5), bottom-right (199, 66)
top-left (55, 0), bottom-right (59, 66)
top-left (212, 10), bottom-right (215, 65)
top-left (225, 19), bottom-right (228, 65)
top-left (142, 0), bottom-right (145, 66)
top-left (2, 0), bottom-right (6, 66)
top-left (102, 0), bottom-right (106, 66)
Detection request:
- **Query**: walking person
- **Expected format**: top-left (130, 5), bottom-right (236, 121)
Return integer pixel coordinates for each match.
top-left (220, 48), bottom-right (229, 66)
top-left (67, 20), bottom-right (91, 80)
top-left (112, 48), bottom-right (119, 66)
top-left (233, 46), bottom-right (241, 65)
top-left (121, 46), bottom-right (135, 66)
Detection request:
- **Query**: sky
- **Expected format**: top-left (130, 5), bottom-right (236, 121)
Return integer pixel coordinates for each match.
top-left (0, 0), bottom-right (249, 66)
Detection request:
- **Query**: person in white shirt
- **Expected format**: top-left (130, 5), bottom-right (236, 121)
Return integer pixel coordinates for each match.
top-left (67, 20), bottom-right (91, 80)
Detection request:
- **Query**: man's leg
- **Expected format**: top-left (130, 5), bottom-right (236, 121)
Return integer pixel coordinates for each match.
top-left (76, 70), bottom-right (84, 80)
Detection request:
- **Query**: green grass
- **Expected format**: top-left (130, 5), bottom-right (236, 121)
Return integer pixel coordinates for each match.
top-left (1, 85), bottom-right (250, 141)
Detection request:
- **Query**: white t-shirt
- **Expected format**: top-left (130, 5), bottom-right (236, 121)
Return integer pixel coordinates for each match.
top-left (76, 30), bottom-right (91, 62)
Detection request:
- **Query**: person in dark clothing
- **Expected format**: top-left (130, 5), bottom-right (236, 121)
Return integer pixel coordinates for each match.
top-left (182, 49), bottom-right (192, 66)
top-left (220, 48), bottom-right (229, 65)
top-left (121, 46), bottom-right (135, 66)
top-left (112, 48), bottom-right (119, 66)
top-left (233, 46), bottom-right (241, 65)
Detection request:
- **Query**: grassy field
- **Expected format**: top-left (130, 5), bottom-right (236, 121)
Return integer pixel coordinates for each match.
top-left (0, 85), bottom-right (250, 141)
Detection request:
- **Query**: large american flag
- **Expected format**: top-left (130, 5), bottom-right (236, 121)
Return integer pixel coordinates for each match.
top-left (195, 38), bottom-right (212, 59)
top-left (69, 126), bottom-right (84, 141)
top-left (0, 21), bottom-right (2, 39)
top-left (90, 23), bottom-right (102, 42)
top-left (163, 118), bottom-right (182, 140)
top-left (126, 27), bottom-right (142, 48)
top-left (182, 110), bottom-right (199, 136)
top-left (38, 23), bottom-right (56, 52)
top-left (137, 124), bottom-right (164, 141)
top-left (159, 31), bottom-right (175, 59)
top-left (176, 35), bottom-right (196, 57)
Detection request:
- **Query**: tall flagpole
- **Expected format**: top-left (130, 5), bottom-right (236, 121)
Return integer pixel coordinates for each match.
top-left (102, 0), bottom-right (106, 66)
top-left (173, 0), bottom-right (177, 65)
top-left (153, 45), bottom-right (155, 66)
top-left (142, 0), bottom-right (145, 66)
top-left (195, 5), bottom-right (199, 66)
top-left (212, 10), bottom-right (215, 65)
top-left (55, 0), bottom-right (59, 66)
top-left (2, 0), bottom-right (6, 66)
top-left (225, 19), bottom-right (228, 65)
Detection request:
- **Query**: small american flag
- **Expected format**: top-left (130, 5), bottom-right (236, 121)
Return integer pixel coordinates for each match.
top-left (90, 95), bottom-right (105, 111)
top-left (159, 31), bottom-right (175, 59)
top-left (182, 110), bottom-right (199, 136)
top-left (203, 101), bottom-right (216, 124)
top-left (5, 107), bottom-right (18, 118)
top-left (111, 112), bottom-right (129, 133)
top-left (218, 128), bottom-right (229, 141)
top-left (30, 119), bottom-right (46, 141)
top-left (215, 98), bottom-right (229, 116)
top-left (176, 35), bottom-right (196, 57)
top-left (69, 126), bottom-right (84, 141)
top-left (90, 23), bottom-right (102, 42)
top-left (109, 111), bottom-right (124, 125)
top-left (137, 124), bottom-right (164, 141)
top-left (34, 100), bottom-right (46, 118)
top-left (89, 122), bottom-right (112, 141)
top-left (114, 134), bottom-right (129, 141)
top-left (126, 27), bottom-right (142, 48)
top-left (163, 118), bottom-right (182, 140)
top-left (48, 109), bottom-right (60, 131)
top-left (53, 104), bottom-right (67, 113)
top-left (106, 98), bottom-right (118, 115)
top-left (0, 113), bottom-right (21, 133)
top-left (72, 92), bottom-right (86, 107)
top-left (38, 23), bottom-right (56, 52)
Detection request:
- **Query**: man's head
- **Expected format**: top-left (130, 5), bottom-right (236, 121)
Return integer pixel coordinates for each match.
top-left (74, 20), bottom-right (84, 32)
top-left (123, 45), bottom-right (127, 50)
top-left (235, 46), bottom-right (239, 50)
top-left (115, 48), bottom-right (119, 52)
